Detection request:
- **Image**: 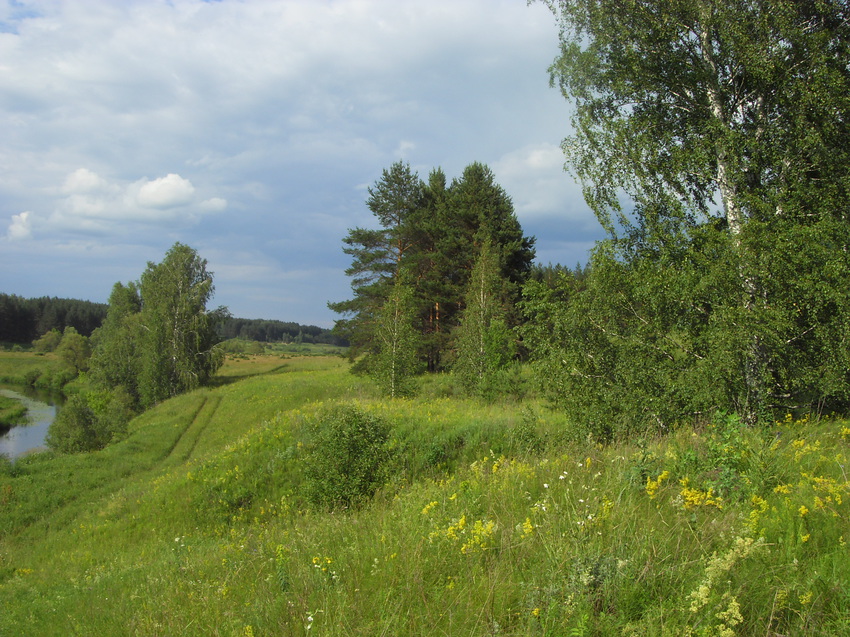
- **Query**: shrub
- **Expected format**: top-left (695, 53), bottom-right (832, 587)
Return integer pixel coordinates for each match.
top-left (303, 405), bottom-right (391, 510)
top-left (33, 329), bottom-right (62, 353)
top-left (45, 388), bottom-right (136, 454)
top-left (46, 395), bottom-right (100, 454)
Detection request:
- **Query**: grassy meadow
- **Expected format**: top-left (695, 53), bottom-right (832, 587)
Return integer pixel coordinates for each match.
top-left (0, 350), bottom-right (65, 388)
top-left (1, 352), bottom-right (849, 635)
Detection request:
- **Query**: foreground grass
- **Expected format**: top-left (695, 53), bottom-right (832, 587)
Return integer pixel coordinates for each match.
top-left (1, 356), bottom-right (849, 635)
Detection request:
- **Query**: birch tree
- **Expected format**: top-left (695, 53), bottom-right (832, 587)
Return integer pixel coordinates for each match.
top-left (453, 238), bottom-right (517, 398)
top-left (538, 0), bottom-right (850, 423)
top-left (137, 243), bottom-right (227, 407)
top-left (372, 271), bottom-right (420, 398)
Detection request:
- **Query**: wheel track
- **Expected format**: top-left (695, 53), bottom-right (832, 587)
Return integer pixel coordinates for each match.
top-left (166, 393), bottom-right (222, 465)
top-left (159, 394), bottom-right (208, 462)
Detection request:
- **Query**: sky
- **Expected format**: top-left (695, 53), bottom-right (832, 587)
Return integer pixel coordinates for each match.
top-left (0, 0), bottom-right (604, 328)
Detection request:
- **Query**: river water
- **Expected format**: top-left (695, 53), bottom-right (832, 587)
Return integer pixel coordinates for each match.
top-left (0, 385), bottom-right (62, 460)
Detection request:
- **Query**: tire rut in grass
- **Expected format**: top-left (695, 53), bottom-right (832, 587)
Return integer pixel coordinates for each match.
top-left (166, 394), bottom-right (222, 465)
top-left (158, 395), bottom-right (209, 462)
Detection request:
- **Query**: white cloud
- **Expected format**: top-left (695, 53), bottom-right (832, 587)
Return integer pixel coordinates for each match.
top-left (41, 169), bottom-right (224, 233)
top-left (136, 173), bottom-right (195, 209)
top-left (394, 140), bottom-right (416, 158)
top-left (199, 197), bottom-right (227, 212)
top-left (62, 168), bottom-right (111, 194)
top-left (7, 211), bottom-right (32, 241)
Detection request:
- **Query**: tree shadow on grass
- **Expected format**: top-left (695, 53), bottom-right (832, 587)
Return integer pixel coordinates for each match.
top-left (208, 363), bottom-right (291, 388)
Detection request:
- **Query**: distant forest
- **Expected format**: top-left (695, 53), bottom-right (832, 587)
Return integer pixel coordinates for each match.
top-left (0, 293), bottom-right (344, 347)
top-left (0, 293), bottom-right (107, 343)
top-left (216, 317), bottom-right (346, 346)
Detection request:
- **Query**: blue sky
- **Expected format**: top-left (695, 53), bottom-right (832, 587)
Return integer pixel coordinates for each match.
top-left (0, 0), bottom-right (603, 327)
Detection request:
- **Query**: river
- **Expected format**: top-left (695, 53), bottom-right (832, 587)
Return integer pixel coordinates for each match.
top-left (0, 385), bottom-right (62, 460)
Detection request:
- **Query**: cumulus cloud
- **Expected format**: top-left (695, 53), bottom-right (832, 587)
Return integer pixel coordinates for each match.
top-left (62, 168), bottom-right (111, 194)
top-left (44, 169), bottom-right (224, 233)
top-left (7, 211), bottom-right (32, 241)
top-left (136, 174), bottom-right (195, 209)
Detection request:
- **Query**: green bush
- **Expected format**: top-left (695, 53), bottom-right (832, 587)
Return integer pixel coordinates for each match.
top-left (46, 394), bottom-right (100, 453)
top-left (32, 328), bottom-right (62, 353)
top-left (303, 405), bottom-right (391, 510)
top-left (45, 388), bottom-right (136, 454)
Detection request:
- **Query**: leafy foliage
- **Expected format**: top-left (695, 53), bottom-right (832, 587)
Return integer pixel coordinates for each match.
top-left (88, 282), bottom-right (143, 405)
top-left (32, 329), bottom-right (62, 353)
top-left (453, 237), bottom-right (518, 398)
top-left (370, 274), bottom-right (421, 398)
top-left (523, 216), bottom-right (850, 438)
top-left (136, 244), bottom-right (227, 406)
top-left (55, 327), bottom-right (91, 375)
top-left (303, 404), bottom-right (391, 510)
top-left (88, 243), bottom-right (227, 411)
top-left (45, 388), bottom-right (133, 454)
top-left (533, 0), bottom-right (850, 425)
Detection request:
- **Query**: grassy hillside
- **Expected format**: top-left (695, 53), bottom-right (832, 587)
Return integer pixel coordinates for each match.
top-left (1, 355), bottom-right (849, 635)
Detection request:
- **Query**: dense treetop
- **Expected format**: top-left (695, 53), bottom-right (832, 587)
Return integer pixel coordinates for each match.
top-left (330, 160), bottom-right (536, 375)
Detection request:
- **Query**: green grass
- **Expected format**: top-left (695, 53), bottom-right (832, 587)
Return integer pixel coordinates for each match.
top-left (0, 396), bottom-right (27, 428)
top-left (1, 356), bottom-right (849, 635)
top-left (0, 351), bottom-right (64, 387)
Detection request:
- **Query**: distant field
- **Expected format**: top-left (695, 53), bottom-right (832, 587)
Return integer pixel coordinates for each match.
top-left (217, 348), bottom-right (346, 381)
top-left (266, 342), bottom-right (346, 356)
top-left (0, 351), bottom-right (62, 386)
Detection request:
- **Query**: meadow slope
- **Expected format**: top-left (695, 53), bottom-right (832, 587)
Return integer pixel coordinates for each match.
top-left (1, 355), bottom-right (849, 636)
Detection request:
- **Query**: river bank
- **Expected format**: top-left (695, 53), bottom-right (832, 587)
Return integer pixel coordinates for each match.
top-left (0, 385), bottom-right (62, 459)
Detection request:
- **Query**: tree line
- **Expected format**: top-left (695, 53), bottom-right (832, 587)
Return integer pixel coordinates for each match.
top-left (0, 294), bottom-right (340, 349)
top-left (0, 294), bottom-right (106, 344)
top-left (217, 318), bottom-right (345, 346)
top-left (335, 1), bottom-right (850, 433)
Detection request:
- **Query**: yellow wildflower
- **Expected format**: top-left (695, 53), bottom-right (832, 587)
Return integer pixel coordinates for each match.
top-left (646, 470), bottom-right (670, 499)
top-left (421, 501), bottom-right (439, 516)
top-left (680, 481), bottom-right (723, 510)
top-left (461, 519), bottom-right (497, 554)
